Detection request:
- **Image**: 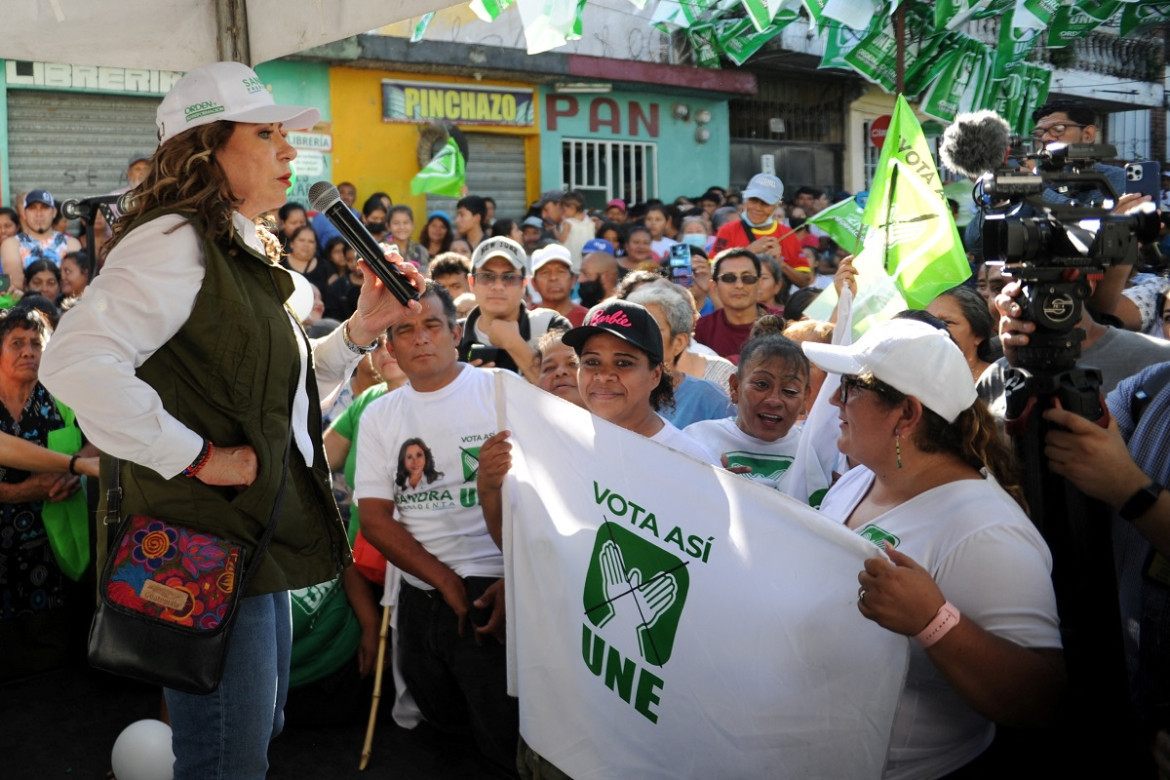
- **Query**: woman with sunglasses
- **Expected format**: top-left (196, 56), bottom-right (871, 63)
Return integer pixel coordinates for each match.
top-left (804, 318), bottom-right (1063, 779)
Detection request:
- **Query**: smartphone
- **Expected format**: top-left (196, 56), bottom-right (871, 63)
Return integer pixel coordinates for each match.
top-left (667, 243), bottom-right (693, 287)
top-left (468, 344), bottom-right (501, 364)
top-left (0, 274), bottom-right (9, 295)
top-left (1125, 161), bottom-right (1161, 203)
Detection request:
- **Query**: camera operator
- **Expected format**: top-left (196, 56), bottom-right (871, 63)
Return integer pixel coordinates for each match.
top-left (976, 191), bottom-right (1170, 421)
top-left (1030, 100), bottom-right (1127, 209)
top-left (998, 280), bottom-right (1170, 774)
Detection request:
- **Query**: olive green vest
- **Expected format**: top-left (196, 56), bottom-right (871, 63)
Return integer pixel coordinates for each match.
top-left (106, 211), bottom-right (351, 595)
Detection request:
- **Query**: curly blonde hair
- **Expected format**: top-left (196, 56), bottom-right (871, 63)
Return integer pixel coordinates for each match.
top-left (107, 121), bottom-right (282, 263)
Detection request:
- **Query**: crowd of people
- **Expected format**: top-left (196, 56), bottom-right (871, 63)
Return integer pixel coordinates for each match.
top-left (2, 63), bottom-right (1169, 779)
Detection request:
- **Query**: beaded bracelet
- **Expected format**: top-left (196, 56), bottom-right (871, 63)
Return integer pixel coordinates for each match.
top-left (183, 439), bottom-right (214, 478)
top-left (68, 454), bottom-right (80, 475)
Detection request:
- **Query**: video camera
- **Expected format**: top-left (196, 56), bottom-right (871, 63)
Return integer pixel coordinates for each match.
top-left (979, 143), bottom-right (1158, 374)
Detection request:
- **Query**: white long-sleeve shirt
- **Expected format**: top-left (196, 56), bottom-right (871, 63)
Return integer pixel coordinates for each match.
top-left (41, 212), bottom-right (360, 479)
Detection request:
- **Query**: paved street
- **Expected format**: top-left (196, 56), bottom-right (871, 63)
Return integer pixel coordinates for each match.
top-left (2, 658), bottom-right (500, 780)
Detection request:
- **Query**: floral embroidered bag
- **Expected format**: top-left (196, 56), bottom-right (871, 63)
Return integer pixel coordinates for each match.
top-left (88, 439), bottom-right (289, 695)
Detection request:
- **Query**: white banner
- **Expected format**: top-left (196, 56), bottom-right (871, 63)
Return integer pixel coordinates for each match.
top-left (498, 372), bottom-right (907, 779)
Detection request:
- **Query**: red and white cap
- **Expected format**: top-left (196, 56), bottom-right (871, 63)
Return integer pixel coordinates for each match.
top-left (156, 61), bottom-right (319, 146)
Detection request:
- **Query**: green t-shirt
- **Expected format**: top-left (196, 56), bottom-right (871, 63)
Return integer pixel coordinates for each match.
top-left (329, 382), bottom-right (391, 541)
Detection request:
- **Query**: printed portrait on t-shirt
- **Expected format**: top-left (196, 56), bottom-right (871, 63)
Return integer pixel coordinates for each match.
top-left (395, 437), bottom-right (444, 492)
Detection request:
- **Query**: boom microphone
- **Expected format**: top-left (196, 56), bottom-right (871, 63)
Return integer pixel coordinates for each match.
top-left (939, 110), bottom-right (1012, 181)
top-left (308, 181), bottom-right (419, 307)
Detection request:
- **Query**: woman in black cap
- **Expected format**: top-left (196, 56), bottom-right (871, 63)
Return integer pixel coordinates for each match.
top-left (563, 300), bottom-right (716, 462)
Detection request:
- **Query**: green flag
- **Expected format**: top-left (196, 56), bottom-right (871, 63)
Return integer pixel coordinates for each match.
top-left (807, 194), bottom-right (864, 254)
top-left (411, 138), bottom-right (466, 198)
top-left (860, 95), bottom-right (970, 309)
top-left (410, 12), bottom-right (435, 42)
top-left (471, 0), bottom-right (516, 20)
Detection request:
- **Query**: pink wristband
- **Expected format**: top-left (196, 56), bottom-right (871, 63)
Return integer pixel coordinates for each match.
top-left (914, 601), bottom-right (960, 648)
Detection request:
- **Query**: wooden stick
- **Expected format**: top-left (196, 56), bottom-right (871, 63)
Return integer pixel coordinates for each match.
top-left (359, 604), bottom-right (392, 771)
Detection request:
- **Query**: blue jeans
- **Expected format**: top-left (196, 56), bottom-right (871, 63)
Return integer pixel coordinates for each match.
top-left (398, 578), bottom-right (519, 776)
top-left (164, 591), bottom-right (292, 780)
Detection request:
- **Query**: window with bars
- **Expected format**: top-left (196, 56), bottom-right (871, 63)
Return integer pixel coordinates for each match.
top-left (561, 139), bottom-right (658, 209)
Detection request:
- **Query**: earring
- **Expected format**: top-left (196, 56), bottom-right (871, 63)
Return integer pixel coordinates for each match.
top-left (895, 432), bottom-right (903, 469)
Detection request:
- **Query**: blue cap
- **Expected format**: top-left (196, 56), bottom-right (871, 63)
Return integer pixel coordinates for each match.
top-left (582, 238), bottom-right (615, 256)
top-left (521, 216), bottom-right (545, 230)
top-left (24, 189), bottom-right (55, 209)
top-left (428, 210), bottom-right (452, 227)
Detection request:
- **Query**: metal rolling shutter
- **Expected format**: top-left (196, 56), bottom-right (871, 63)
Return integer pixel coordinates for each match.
top-left (426, 132), bottom-right (529, 225)
top-left (7, 90), bottom-right (160, 205)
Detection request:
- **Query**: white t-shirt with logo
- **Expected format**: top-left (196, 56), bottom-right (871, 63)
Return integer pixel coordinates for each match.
top-left (649, 417), bottom-right (719, 465)
top-left (683, 416), bottom-right (801, 491)
top-left (819, 465), bottom-right (1061, 780)
top-left (355, 365), bottom-right (503, 590)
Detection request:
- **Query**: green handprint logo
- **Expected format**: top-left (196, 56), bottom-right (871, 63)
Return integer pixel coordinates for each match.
top-left (583, 522), bottom-right (689, 667)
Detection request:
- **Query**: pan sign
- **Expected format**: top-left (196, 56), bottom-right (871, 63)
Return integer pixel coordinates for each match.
top-left (869, 114), bottom-right (891, 150)
top-left (383, 80), bottom-right (535, 127)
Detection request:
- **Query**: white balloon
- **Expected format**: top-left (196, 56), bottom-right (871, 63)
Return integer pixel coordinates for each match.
top-left (111, 719), bottom-right (174, 780)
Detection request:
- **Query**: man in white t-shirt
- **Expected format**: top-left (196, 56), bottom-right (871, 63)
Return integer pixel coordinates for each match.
top-left (355, 281), bottom-right (517, 774)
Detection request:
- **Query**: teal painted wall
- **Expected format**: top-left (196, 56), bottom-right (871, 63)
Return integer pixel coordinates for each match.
top-left (0, 59), bottom-right (330, 206)
top-left (538, 87), bottom-right (730, 206)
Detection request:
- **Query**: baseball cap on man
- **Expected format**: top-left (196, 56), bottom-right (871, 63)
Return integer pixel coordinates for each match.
top-left (24, 190), bottom-right (55, 209)
top-left (472, 236), bottom-right (529, 274)
top-left (563, 300), bottom-right (664, 366)
top-left (742, 173), bottom-right (785, 205)
top-left (531, 244), bottom-right (574, 274)
top-left (606, 198), bottom-right (627, 212)
top-left (801, 318), bottom-right (976, 423)
top-left (156, 61), bottom-right (319, 146)
top-left (521, 216), bottom-right (545, 230)
top-left (582, 238), bottom-right (615, 256)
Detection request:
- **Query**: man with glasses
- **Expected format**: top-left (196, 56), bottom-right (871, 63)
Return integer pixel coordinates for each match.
top-left (1030, 100), bottom-right (1126, 208)
top-left (458, 236), bottom-right (570, 381)
top-left (693, 248), bottom-right (772, 363)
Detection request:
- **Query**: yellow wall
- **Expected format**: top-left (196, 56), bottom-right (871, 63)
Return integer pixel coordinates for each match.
top-left (330, 67), bottom-right (541, 219)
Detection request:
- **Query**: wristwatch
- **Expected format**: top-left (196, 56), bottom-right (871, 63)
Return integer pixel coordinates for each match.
top-left (1120, 481), bottom-right (1163, 522)
top-left (342, 323), bottom-right (379, 355)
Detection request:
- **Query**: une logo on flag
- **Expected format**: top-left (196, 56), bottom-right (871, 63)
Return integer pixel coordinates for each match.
top-left (582, 522), bottom-right (690, 667)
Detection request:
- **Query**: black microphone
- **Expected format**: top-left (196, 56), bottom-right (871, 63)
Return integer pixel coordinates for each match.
top-left (939, 110), bottom-right (1013, 181)
top-left (308, 182), bottom-right (419, 307)
top-left (59, 192), bottom-right (133, 221)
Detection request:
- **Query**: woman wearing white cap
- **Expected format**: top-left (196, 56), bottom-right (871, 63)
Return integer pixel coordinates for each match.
top-left (41, 62), bottom-right (423, 778)
top-left (803, 318), bottom-right (1064, 779)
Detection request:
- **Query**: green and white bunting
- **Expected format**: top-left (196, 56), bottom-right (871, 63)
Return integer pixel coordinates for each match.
top-left (410, 12), bottom-right (435, 42)
top-left (516, 0), bottom-right (587, 54)
top-left (1120, 0), bottom-right (1170, 36)
top-left (410, 138), bottom-right (466, 198)
top-left (470, 0), bottom-right (517, 21)
top-left (740, 0), bottom-right (801, 33)
top-left (1047, 0), bottom-right (1124, 48)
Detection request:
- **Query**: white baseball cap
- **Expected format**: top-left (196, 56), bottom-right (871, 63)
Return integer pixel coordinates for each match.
top-left (156, 61), bottom-right (319, 146)
top-left (742, 173), bottom-right (785, 205)
top-left (472, 236), bottom-right (529, 275)
top-left (802, 318), bottom-right (977, 423)
top-left (531, 243), bottom-right (575, 274)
